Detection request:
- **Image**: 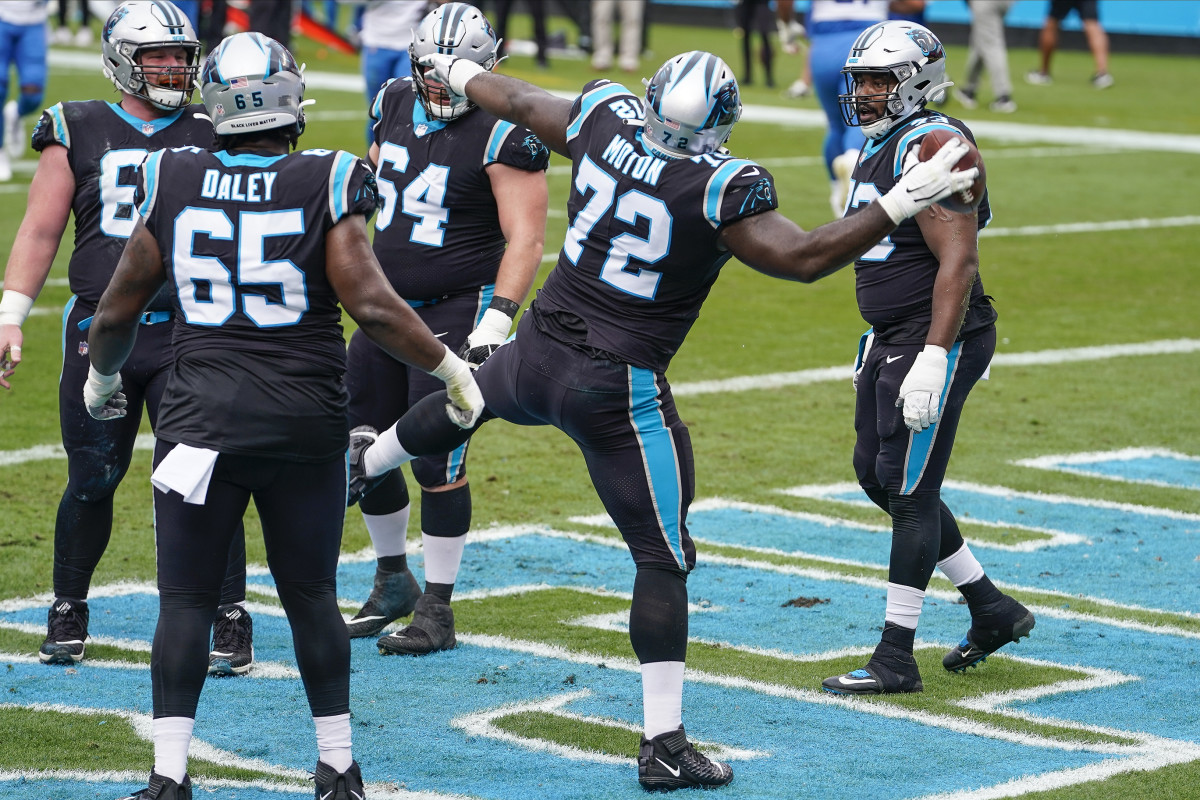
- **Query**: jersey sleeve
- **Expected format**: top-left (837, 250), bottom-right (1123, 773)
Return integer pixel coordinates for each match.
top-left (133, 149), bottom-right (168, 230)
top-left (30, 103), bottom-right (70, 152)
top-left (702, 159), bottom-right (778, 229)
top-left (326, 151), bottom-right (379, 226)
top-left (483, 120), bottom-right (550, 172)
top-left (566, 79), bottom-right (637, 147)
top-left (369, 78), bottom-right (400, 147)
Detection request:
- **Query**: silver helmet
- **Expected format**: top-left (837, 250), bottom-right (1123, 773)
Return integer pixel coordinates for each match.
top-left (838, 21), bottom-right (952, 139)
top-left (101, 1), bottom-right (201, 111)
top-left (642, 51), bottom-right (742, 159)
top-left (409, 2), bottom-right (499, 122)
top-left (200, 33), bottom-right (306, 136)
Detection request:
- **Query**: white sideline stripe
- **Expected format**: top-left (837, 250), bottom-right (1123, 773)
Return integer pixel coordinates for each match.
top-left (451, 688), bottom-right (765, 765)
top-left (981, 215), bottom-right (1200, 238)
top-left (672, 338), bottom-right (1200, 397)
top-left (44, 47), bottom-right (1200, 151)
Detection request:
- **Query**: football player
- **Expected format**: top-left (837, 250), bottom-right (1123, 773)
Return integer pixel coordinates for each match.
top-left (0, 1), bottom-right (257, 677)
top-left (821, 21), bottom-right (1034, 696)
top-left (87, 31), bottom-right (483, 800)
top-left (355, 47), bottom-right (976, 790)
top-left (343, 2), bottom-right (549, 657)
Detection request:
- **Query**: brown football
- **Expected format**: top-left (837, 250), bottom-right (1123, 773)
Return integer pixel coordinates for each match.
top-left (917, 129), bottom-right (986, 214)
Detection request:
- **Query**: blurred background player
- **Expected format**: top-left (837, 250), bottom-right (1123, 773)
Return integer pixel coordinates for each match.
top-left (359, 0), bottom-right (429, 146)
top-left (806, 0), bottom-right (889, 216)
top-left (1027, 0), bottom-right (1113, 88)
top-left (954, 0), bottom-right (1018, 113)
top-left (91, 30), bottom-right (482, 800)
top-left (344, 2), bottom-right (549, 656)
top-left (0, 1), bottom-right (256, 677)
top-left (361, 45), bottom-right (976, 791)
top-left (0, 0), bottom-right (49, 182)
top-left (590, 0), bottom-right (644, 73)
top-left (822, 20), bottom-right (1034, 696)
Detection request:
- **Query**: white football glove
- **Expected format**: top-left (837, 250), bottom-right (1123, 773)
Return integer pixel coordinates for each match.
top-left (418, 53), bottom-right (486, 96)
top-left (459, 307), bottom-right (513, 367)
top-left (430, 346), bottom-right (485, 429)
top-left (83, 364), bottom-right (128, 420)
top-left (878, 139), bottom-right (978, 224)
top-left (896, 345), bottom-right (948, 432)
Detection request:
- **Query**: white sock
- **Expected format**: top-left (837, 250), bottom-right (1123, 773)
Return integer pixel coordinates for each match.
top-left (421, 532), bottom-right (467, 585)
top-left (152, 716), bottom-right (194, 784)
top-left (363, 505), bottom-right (411, 559)
top-left (364, 425), bottom-right (415, 478)
top-left (641, 661), bottom-right (685, 739)
top-left (884, 582), bottom-right (925, 630)
top-left (938, 543), bottom-right (986, 586)
top-left (314, 713), bottom-right (353, 773)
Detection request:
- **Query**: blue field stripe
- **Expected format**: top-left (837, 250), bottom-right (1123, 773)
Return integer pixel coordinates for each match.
top-left (628, 367), bottom-right (685, 568)
top-left (900, 341), bottom-right (962, 494)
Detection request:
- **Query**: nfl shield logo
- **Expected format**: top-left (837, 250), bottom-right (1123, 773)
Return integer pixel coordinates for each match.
top-left (214, 103), bottom-right (224, 115)
top-left (142, 123), bottom-right (155, 135)
top-left (415, 123), bottom-right (427, 137)
top-left (78, 341), bottom-right (88, 356)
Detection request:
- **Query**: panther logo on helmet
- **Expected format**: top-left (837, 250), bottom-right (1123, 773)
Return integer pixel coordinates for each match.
top-left (641, 51), bottom-right (742, 160)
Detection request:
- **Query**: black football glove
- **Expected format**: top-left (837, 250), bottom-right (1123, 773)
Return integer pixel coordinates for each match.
top-left (347, 425), bottom-right (385, 507)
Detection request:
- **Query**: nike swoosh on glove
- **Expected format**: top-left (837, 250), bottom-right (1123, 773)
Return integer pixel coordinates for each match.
top-left (459, 307), bottom-right (513, 368)
top-left (878, 139), bottom-right (979, 224)
top-left (896, 344), bottom-right (948, 432)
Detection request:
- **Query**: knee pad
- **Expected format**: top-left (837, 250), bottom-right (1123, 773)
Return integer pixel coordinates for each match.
top-left (17, 88), bottom-right (44, 118)
top-left (360, 469), bottom-right (409, 516)
top-left (420, 483), bottom-right (471, 538)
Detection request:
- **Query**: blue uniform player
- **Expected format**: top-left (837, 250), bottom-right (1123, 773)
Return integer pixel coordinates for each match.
top-left (0, 0), bottom-right (49, 182)
top-left (344, 3), bottom-right (549, 655)
top-left (86, 32), bottom-right (483, 800)
top-left (0, 1), bottom-right (256, 677)
top-left (353, 46), bottom-right (977, 791)
top-left (820, 21), bottom-right (1034, 696)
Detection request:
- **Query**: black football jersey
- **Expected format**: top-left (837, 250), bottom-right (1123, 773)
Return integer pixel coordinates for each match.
top-left (532, 79), bottom-right (778, 372)
top-left (844, 112), bottom-right (996, 344)
top-left (369, 78), bottom-right (550, 300)
top-left (135, 146), bottom-right (378, 461)
top-left (31, 101), bottom-right (213, 310)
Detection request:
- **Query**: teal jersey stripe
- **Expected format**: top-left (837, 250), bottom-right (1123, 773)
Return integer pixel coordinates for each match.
top-left (892, 122), bottom-right (963, 177)
top-left (900, 340), bottom-right (963, 495)
top-left (704, 158), bottom-right (755, 227)
top-left (136, 149), bottom-right (167, 218)
top-left (629, 366), bottom-right (686, 569)
top-left (485, 120), bottom-right (516, 164)
top-left (566, 83), bottom-right (630, 141)
top-left (330, 151), bottom-right (357, 221)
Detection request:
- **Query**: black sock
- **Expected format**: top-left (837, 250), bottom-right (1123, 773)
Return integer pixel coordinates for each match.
top-left (378, 554), bottom-right (408, 573)
top-left (959, 575), bottom-right (1004, 614)
top-left (880, 621), bottom-right (915, 654)
top-left (425, 581), bottom-right (454, 604)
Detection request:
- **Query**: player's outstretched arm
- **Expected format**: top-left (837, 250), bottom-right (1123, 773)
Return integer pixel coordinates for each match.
top-left (419, 54), bottom-right (573, 157)
top-left (326, 214), bottom-right (483, 428)
top-left (0, 145), bottom-right (76, 389)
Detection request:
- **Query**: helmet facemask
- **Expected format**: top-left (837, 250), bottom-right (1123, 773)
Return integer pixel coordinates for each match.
top-left (408, 3), bottom-right (499, 122)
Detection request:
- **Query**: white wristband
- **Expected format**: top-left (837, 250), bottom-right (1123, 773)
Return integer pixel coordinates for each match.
top-left (88, 363), bottom-right (121, 391)
top-left (876, 189), bottom-right (910, 226)
top-left (430, 344), bottom-right (471, 382)
top-left (476, 307), bottom-right (514, 340)
top-left (447, 59), bottom-right (486, 95)
top-left (0, 290), bottom-right (34, 327)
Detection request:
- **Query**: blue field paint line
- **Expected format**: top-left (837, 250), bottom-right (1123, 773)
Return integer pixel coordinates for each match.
top-left (1014, 449), bottom-right (1200, 492)
top-left (781, 483), bottom-right (1200, 614)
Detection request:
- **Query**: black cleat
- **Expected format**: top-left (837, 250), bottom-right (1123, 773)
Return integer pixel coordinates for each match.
top-left (944, 597), bottom-right (1035, 672)
top-left (313, 759), bottom-right (364, 800)
top-left (637, 726), bottom-right (733, 791)
top-left (823, 643), bottom-right (923, 695)
top-left (118, 772), bottom-right (192, 799)
top-left (346, 566), bottom-right (422, 638)
top-left (39, 598), bottom-right (89, 665)
top-left (376, 594), bottom-right (455, 656)
top-left (209, 604), bottom-right (254, 676)
top-left (347, 425), bottom-right (385, 507)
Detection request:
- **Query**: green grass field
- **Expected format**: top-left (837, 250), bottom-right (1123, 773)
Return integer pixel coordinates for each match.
top-left (1, 15), bottom-right (1199, 800)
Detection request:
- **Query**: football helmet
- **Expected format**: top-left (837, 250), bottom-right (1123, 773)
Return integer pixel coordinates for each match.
top-left (838, 21), bottom-right (952, 139)
top-left (200, 33), bottom-right (307, 136)
top-left (409, 3), bottom-right (499, 122)
top-left (642, 51), bottom-right (742, 159)
top-left (102, 1), bottom-right (201, 111)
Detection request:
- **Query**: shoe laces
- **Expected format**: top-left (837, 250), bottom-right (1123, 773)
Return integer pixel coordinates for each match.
top-left (47, 600), bottom-right (88, 641)
top-left (212, 607), bottom-right (252, 653)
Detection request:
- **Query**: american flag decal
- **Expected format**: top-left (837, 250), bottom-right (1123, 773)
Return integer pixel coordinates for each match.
top-left (230, 77), bottom-right (249, 88)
